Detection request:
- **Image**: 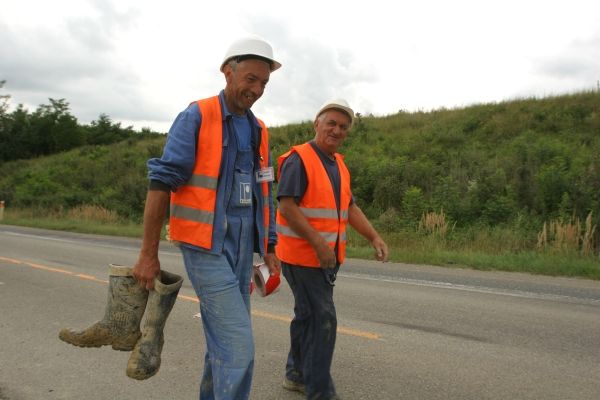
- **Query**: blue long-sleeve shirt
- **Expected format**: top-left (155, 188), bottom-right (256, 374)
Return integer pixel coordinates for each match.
top-left (147, 91), bottom-right (277, 255)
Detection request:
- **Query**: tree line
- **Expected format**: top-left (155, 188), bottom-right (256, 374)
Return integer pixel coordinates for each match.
top-left (0, 80), bottom-right (163, 163)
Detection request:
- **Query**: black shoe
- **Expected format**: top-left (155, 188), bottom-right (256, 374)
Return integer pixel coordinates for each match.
top-left (282, 377), bottom-right (306, 393)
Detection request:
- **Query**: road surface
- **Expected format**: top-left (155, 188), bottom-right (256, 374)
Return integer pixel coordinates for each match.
top-left (1, 225), bottom-right (599, 399)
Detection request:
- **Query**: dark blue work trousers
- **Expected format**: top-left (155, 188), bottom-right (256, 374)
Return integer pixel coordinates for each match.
top-left (283, 262), bottom-right (339, 400)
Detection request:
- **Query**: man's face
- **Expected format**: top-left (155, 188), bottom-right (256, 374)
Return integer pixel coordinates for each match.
top-left (314, 109), bottom-right (351, 156)
top-left (224, 59), bottom-right (271, 114)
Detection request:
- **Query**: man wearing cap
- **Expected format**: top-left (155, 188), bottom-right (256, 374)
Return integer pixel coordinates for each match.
top-left (132, 35), bottom-right (281, 399)
top-left (276, 99), bottom-right (389, 399)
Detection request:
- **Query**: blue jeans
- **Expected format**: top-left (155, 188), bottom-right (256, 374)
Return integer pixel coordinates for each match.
top-left (283, 262), bottom-right (339, 400)
top-left (182, 215), bottom-right (255, 400)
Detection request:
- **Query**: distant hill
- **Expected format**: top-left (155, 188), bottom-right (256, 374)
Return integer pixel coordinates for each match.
top-left (271, 91), bottom-right (600, 230)
top-left (1, 91), bottom-right (599, 240)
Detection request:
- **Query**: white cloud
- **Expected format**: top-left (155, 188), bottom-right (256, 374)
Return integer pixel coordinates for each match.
top-left (1, 0), bottom-right (599, 132)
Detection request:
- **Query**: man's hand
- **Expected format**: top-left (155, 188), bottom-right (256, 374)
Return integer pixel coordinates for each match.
top-left (372, 236), bottom-right (389, 262)
top-left (263, 252), bottom-right (281, 275)
top-left (132, 254), bottom-right (160, 290)
top-left (278, 197), bottom-right (336, 269)
top-left (316, 241), bottom-right (337, 269)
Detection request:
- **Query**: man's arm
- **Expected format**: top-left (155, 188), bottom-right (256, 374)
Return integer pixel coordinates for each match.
top-left (262, 151), bottom-right (281, 274)
top-left (263, 185), bottom-right (281, 274)
top-left (134, 104), bottom-right (199, 288)
top-left (133, 189), bottom-right (170, 289)
top-left (278, 196), bottom-right (337, 269)
top-left (348, 203), bottom-right (389, 262)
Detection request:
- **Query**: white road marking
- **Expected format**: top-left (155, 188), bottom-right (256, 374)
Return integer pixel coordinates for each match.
top-left (340, 272), bottom-right (600, 305)
top-left (1, 231), bottom-right (179, 255)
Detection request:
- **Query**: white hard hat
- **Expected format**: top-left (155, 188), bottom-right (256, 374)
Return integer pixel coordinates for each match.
top-left (315, 98), bottom-right (355, 127)
top-left (220, 35), bottom-right (282, 72)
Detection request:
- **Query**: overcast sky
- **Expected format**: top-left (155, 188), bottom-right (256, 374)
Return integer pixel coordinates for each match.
top-left (1, 0), bottom-right (599, 133)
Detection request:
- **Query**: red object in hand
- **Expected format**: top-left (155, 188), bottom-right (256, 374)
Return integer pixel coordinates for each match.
top-left (252, 263), bottom-right (281, 297)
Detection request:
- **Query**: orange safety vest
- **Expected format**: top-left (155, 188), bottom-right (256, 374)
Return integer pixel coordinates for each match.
top-left (276, 143), bottom-right (351, 267)
top-left (169, 96), bottom-right (272, 251)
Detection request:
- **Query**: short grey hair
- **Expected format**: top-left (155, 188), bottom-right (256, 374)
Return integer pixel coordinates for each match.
top-left (226, 59), bottom-right (239, 71)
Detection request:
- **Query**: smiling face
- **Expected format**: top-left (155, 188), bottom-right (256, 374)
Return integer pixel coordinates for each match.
top-left (223, 58), bottom-right (271, 115)
top-left (313, 109), bottom-right (352, 158)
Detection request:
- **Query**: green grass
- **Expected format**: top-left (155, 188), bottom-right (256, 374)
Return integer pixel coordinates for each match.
top-left (0, 208), bottom-right (145, 238)
top-left (346, 227), bottom-right (600, 280)
top-left (1, 216), bottom-right (144, 238)
top-left (2, 208), bottom-right (599, 281)
top-left (347, 246), bottom-right (600, 280)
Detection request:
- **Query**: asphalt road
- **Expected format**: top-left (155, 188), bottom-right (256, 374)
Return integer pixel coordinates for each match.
top-left (1, 225), bottom-right (599, 399)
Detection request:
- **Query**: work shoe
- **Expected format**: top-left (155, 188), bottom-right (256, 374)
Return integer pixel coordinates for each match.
top-left (58, 264), bottom-right (148, 351)
top-left (126, 269), bottom-right (183, 380)
top-left (282, 377), bottom-right (306, 393)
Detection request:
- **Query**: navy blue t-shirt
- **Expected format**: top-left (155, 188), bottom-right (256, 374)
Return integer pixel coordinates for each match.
top-left (277, 141), bottom-right (353, 209)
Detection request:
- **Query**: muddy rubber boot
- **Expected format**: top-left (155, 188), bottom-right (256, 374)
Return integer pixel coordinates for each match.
top-left (126, 269), bottom-right (183, 380)
top-left (58, 264), bottom-right (149, 351)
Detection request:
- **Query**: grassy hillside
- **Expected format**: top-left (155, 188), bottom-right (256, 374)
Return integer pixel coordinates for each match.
top-left (0, 136), bottom-right (164, 221)
top-left (1, 91), bottom-right (599, 278)
top-left (272, 91), bottom-right (600, 227)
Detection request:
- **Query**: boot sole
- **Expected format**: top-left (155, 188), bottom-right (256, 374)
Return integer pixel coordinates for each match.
top-left (282, 378), bottom-right (306, 393)
top-left (58, 332), bottom-right (137, 351)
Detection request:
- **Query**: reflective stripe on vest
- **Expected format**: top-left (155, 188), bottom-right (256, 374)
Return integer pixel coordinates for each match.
top-left (275, 143), bottom-right (351, 267)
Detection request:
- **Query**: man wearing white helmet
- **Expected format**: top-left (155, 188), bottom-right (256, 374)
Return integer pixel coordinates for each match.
top-left (276, 99), bottom-right (389, 400)
top-left (133, 35), bottom-right (281, 399)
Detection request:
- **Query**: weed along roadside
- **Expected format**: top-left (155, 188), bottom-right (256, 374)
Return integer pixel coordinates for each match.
top-left (1, 210), bottom-right (599, 281)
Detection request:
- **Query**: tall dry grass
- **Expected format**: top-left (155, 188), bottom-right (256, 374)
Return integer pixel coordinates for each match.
top-left (4, 204), bottom-right (119, 223)
top-left (418, 209), bottom-right (454, 237)
top-left (1, 205), bottom-right (142, 237)
top-left (537, 212), bottom-right (597, 255)
top-left (66, 205), bottom-right (120, 223)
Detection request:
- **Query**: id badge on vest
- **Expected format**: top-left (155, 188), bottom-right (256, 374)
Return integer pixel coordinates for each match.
top-left (233, 170), bottom-right (253, 207)
top-left (256, 166), bottom-right (274, 183)
top-left (232, 154), bottom-right (253, 209)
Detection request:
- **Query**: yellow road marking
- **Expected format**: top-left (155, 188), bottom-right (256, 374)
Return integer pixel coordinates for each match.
top-left (338, 327), bottom-right (379, 340)
top-left (75, 274), bottom-right (108, 283)
top-left (0, 256), bottom-right (73, 275)
top-left (178, 294), bottom-right (199, 303)
top-left (0, 256), bottom-right (23, 265)
top-left (1, 256), bottom-right (380, 340)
